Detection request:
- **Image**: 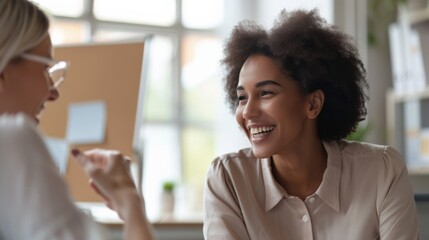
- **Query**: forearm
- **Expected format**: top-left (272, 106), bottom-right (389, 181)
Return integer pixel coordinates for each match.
top-left (116, 190), bottom-right (155, 240)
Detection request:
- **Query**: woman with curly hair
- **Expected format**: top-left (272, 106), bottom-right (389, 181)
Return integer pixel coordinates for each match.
top-left (204, 9), bottom-right (418, 239)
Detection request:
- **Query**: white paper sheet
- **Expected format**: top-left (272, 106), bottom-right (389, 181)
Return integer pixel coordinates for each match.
top-left (44, 137), bottom-right (69, 175)
top-left (66, 101), bottom-right (107, 144)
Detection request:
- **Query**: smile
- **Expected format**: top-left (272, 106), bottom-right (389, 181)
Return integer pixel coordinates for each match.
top-left (249, 125), bottom-right (276, 137)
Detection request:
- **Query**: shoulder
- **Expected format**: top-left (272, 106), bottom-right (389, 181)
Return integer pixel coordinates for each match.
top-left (0, 113), bottom-right (40, 143)
top-left (206, 148), bottom-right (262, 184)
top-left (340, 140), bottom-right (386, 155)
top-left (0, 113), bottom-right (50, 168)
top-left (209, 148), bottom-right (258, 172)
top-left (339, 140), bottom-right (405, 174)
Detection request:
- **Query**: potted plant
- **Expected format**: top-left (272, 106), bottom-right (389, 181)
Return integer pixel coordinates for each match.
top-left (160, 181), bottom-right (176, 219)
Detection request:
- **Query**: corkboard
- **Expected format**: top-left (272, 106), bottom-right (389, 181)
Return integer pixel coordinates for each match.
top-left (39, 41), bottom-right (145, 201)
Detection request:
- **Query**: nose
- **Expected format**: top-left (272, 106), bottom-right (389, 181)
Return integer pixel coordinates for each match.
top-left (242, 98), bottom-right (260, 119)
top-left (45, 74), bottom-right (60, 101)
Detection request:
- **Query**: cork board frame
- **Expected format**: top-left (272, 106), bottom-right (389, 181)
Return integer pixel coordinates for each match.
top-left (39, 41), bottom-right (145, 201)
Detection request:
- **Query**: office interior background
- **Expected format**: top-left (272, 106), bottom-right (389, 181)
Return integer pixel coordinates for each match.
top-left (31, 0), bottom-right (429, 223)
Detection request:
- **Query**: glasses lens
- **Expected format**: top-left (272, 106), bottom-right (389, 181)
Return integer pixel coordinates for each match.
top-left (48, 61), bottom-right (68, 88)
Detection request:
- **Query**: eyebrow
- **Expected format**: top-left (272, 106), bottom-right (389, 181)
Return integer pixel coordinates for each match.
top-left (236, 80), bottom-right (281, 91)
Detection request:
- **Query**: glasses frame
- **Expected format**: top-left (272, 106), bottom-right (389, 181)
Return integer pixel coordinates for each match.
top-left (20, 53), bottom-right (69, 89)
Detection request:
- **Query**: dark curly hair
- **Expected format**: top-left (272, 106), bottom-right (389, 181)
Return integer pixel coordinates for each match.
top-left (222, 9), bottom-right (368, 141)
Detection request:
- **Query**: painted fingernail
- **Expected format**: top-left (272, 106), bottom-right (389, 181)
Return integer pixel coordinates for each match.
top-left (71, 148), bottom-right (81, 156)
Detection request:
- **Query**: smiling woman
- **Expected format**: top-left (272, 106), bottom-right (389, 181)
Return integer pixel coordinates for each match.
top-left (203, 9), bottom-right (419, 240)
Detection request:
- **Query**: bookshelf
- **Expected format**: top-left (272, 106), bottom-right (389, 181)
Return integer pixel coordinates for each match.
top-left (386, 90), bottom-right (429, 175)
top-left (405, 7), bottom-right (429, 25)
top-left (387, 3), bottom-right (429, 175)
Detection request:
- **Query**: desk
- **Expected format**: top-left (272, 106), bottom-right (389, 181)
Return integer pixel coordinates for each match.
top-left (77, 202), bottom-right (204, 240)
top-left (103, 221), bottom-right (203, 240)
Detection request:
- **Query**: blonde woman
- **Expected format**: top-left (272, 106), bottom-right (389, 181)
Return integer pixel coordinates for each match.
top-left (0, 1), bottom-right (153, 239)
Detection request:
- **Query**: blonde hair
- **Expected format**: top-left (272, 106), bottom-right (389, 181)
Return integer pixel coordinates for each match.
top-left (0, 0), bottom-right (49, 73)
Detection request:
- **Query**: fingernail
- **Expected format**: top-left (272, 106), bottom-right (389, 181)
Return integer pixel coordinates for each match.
top-left (71, 148), bottom-right (81, 157)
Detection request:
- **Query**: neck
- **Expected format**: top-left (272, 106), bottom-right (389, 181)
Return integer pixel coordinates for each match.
top-left (272, 137), bottom-right (327, 201)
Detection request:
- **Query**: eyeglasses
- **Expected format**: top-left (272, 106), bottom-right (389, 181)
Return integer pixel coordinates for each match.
top-left (21, 53), bottom-right (69, 89)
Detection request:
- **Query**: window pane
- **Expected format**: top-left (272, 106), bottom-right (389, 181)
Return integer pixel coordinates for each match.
top-left (182, 35), bottom-right (222, 123)
top-left (50, 21), bottom-right (90, 45)
top-left (94, 0), bottom-right (176, 26)
top-left (182, 127), bottom-right (215, 214)
top-left (182, 0), bottom-right (224, 29)
top-left (145, 36), bottom-right (175, 121)
top-left (142, 124), bottom-right (180, 221)
top-left (31, 0), bottom-right (85, 17)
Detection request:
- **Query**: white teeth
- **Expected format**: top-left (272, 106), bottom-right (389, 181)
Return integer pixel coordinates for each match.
top-left (250, 126), bottom-right (275, 135)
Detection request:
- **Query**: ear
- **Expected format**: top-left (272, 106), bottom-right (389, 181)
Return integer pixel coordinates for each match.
top-left (306, 90), bottom-right (325, 119)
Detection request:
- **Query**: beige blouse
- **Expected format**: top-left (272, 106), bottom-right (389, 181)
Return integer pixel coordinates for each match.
top-left (204, 140), bottom-right (419, 240)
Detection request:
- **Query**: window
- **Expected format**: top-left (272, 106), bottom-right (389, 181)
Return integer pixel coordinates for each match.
top-left (36, 0), bottom-right (225, 221)
top-left (182, 35), bottom-right (222, 123)
top-left (94, 0), bottom-right (176, 26)
top-left (50, 21), bottom-right (90, 45)
top-left (31, 0), bottom-right (85, 17)
top-left (182, 0), bottom-right (224, 29)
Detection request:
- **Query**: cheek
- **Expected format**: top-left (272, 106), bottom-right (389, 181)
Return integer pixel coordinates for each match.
top-left (267, 99), bottom-right (305, 123)
top-left (14, 65), bottom-right (50, 92)
top-left (31, 71), bottom-right (50, 94)
top-left (235, 107), bottom-right (245, 128)
top-left (21, 74), bottom-right (50, 109)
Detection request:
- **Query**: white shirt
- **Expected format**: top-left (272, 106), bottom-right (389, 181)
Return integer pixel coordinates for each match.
top-left (204, 140), bottom-right (419, 240)
top-left (0, 114), bottom-right (103, 240)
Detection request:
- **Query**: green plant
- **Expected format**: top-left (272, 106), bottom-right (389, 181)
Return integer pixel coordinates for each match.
top-left (346, 123), bottom-right (372, 142)
top-left (367, 0), bottom-right (408, 45)
top-left (162, 181), bottom-right (175, 192)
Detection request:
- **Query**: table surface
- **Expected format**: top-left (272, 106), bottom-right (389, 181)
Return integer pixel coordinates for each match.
top-left (76, 202), bottom-right (203, 229)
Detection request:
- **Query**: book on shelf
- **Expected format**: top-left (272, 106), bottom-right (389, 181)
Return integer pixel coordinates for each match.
top-left (420, 128), bottom-right (429, 163)
top-left (388, 23), bottom-right (407, 95)
top-left (404, 100), bottom-right (421, 166)
top-left (389, 8), bottom-right (428, 96)
top-left (406, 29), bottom-right (427, 92)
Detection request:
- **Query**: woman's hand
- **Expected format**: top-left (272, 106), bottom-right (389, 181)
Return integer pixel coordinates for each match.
top-left (71, 148), bottom-right (139, 219)
top-left (72, 148), bottom-right (155, 240)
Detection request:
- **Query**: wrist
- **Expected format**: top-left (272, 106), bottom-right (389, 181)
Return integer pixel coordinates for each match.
top-left (113, 188), bottom-right (144, 220)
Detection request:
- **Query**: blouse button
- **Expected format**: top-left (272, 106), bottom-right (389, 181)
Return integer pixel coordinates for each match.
top-left (309, 197), bottom-right (315, 203)
top-left (302, 214), bottom-right (309, 223)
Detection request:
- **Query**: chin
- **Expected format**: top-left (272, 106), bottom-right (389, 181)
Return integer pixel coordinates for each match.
top-left (33, 116), bottom-right (40, 124)
top-left (33, 112), bottom-right (42, 125)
